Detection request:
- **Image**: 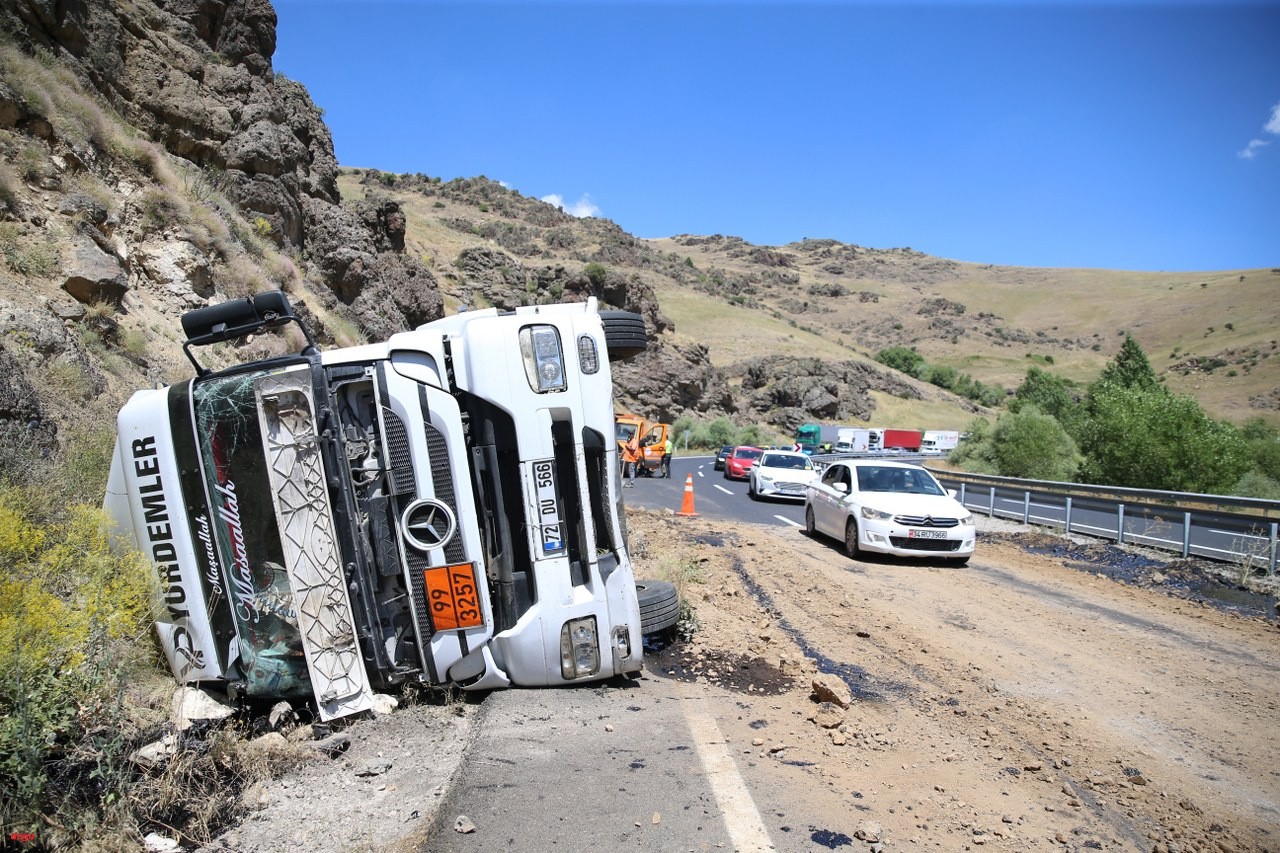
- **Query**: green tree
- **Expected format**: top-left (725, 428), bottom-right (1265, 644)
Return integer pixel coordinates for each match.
top-left (948, 417), bottom-right (997, 474)
top-left (735, 423), bottom-right (771, 447)
top-left (1095, 334), bottom-right (1161, 392)
top-left (1239, 417), bottom-right (1280, 481)
top-left (1079, 385), bottom-right (1251, 493)
top-left (927, 364), bottom-right (958, 390)
top-left (693, 416), bottom-right (736, 449)
top-left (874, 346), bottom-right (926, 378)
top-left (952, 409), bottom-right (1080, 480)
top-left (1010, 367), bottom-right (1084, 438)
top-left (988, 407), bottom-right (1082, 481)
top-left (1233, 470), bottom-right (1280, 500)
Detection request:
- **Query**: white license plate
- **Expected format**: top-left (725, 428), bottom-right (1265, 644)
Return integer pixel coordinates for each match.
top-left (908, 529), bottom-right (947, 540)
top-left (532, 459), bottom-right (566, 556)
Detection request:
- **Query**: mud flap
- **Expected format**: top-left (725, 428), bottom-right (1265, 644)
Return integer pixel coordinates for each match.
top-left (256, 368), bottom-right (375, 720)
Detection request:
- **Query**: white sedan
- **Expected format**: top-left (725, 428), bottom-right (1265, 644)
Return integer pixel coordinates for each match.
top-left (748, 450), bottom-right (818, 501)
top-left (804, 460), bottom-right (975, 564)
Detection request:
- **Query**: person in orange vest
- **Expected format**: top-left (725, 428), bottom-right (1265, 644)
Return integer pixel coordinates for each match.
top-left (622, 434), bottom-right (640, 487)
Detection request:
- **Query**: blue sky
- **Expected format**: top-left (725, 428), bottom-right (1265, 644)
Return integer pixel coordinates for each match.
top-left (273, 1), bottom-right (1279, 272)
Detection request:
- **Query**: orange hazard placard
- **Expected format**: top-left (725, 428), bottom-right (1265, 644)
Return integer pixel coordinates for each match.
top-left (422, 563), bottom-right (484, 631)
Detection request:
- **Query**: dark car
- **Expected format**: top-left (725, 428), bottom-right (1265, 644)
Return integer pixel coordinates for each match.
top-left (714, 445), bottom-right (734, 470)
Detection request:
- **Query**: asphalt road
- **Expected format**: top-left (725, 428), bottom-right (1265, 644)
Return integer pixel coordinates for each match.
top-left (623, 455), bottom-right (808, 530)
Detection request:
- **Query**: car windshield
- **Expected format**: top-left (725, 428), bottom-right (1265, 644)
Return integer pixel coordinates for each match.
top-left (736, 448), bottom-right (763, 460)
top-left (761, 454), bottom-right (811, 470)
top-left (856, 466), bottom-right (945, 495)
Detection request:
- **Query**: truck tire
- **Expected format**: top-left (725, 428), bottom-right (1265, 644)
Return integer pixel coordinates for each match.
top-left (635, 579), bottom-right (680, 635)
top-left (601, 311), bottom-right (647, 361)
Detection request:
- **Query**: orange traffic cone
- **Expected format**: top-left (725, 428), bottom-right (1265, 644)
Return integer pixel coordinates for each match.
top-left (676, 473), bottom-right (698, 517)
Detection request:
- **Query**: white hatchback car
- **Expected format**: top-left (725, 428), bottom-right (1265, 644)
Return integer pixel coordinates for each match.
top-left (748, 450), bottom-right (818, 501)
top-left (804, 460), bottom-right (975, 564)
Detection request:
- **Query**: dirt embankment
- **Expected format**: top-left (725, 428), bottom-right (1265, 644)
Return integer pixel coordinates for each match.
top-left (200, 511), bottom-right (1278, 853)
top-left (630, 509), bottom-right (1280, 853)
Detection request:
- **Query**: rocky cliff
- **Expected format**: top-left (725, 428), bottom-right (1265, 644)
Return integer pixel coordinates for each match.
top-left (0, 0), bottom-right (963, 477)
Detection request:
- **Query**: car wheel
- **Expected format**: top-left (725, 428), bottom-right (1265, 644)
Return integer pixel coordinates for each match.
top-left (748, 478), bottom-right (758, 500)
top-left (843, 518), bottom-right (861, 559)
top-left (600, 311), bottom-right (648, 361)
top-left (804, 505), bottom-right (817, 537)
top-left (635, 579), bottom-right (680, 635)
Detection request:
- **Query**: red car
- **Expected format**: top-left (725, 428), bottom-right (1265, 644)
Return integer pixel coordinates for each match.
top-left (723, 446), bottom-right (763, 480)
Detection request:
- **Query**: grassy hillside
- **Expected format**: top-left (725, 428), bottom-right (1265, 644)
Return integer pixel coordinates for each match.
top-left (340, 170), bottom-right (1279, 430)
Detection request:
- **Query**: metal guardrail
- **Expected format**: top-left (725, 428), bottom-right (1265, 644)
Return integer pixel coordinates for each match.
top-left (804, 451), bottom-right (1279, 572)
top-left (926, 467), bottom-right (1280, 574)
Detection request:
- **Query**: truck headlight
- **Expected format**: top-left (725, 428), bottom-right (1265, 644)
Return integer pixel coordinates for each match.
top-left (560, 616), bottom-right (600, 679)
top-left (519, 325), bottom-right (566, 393)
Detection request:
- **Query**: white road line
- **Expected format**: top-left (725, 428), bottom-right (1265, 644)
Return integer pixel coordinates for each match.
top-left (714, 484), bottom-right (733, 495)
top-left (775, 515), bottom-right (802, 527)
top-left (682, 707), bottom-right (774, 852)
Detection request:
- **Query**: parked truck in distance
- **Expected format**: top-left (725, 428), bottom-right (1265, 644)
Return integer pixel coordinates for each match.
top-left (835, 428), bottom-right (870, 454)
top-left (615, 414), bottom-right (671, 475)
top-left (868, 428), bottom-right (923, 453)
top-left (920, 430), bottom-right (960, 454)
top-left (104, 291), bottom-right (651, 721)
top-left (795, 423), bottom-right (847, 454)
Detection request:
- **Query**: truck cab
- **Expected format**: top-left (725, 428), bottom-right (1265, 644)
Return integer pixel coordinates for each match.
top-left (105, 292), bottom-right (646, 720)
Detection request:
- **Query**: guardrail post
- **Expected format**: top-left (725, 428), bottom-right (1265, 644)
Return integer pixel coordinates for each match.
top-left (1117, 503), bottom-right (1125, 545)
top-left (1182, 512), bottom-right (1191, 558)
top-left (1271, 522), bottom-right (1278, 576)
top-left (1064, 497), bottom-right (1072, 535)
top-left (959, 482), bottom-right (967, 505)
top-left (1023, 491), bottom-right (1031, 525)
top-left (989, 486), bottom-right (996, 518)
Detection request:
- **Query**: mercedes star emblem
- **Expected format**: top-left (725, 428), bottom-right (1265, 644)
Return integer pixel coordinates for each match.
top-left (400, 499), bottom-right (457, 552)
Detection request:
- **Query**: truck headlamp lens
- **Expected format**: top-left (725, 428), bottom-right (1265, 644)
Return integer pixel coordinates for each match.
top-left (520, 325), bottom-right (566, 393)
top-left (577, 334), bottom-right (599, 374)
top-left (560, 616), bottom-right (600, 679)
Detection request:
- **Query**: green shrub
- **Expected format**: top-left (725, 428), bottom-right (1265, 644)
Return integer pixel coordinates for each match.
top-left (0, 485), bottom-right (158, 839)
top-left (585, 262), bottom-right (607, 289)
top-left (1233, 471), bottom-right (1280, 500)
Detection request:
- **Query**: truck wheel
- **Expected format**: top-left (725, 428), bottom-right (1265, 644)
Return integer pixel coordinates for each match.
top-left (635, 579), bottom-right (680, 635)
top-left (601, 311), bottom-right (647, 361)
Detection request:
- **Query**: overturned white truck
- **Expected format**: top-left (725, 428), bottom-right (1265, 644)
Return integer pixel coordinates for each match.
top-left (104, 291), bottom-right (664, 720)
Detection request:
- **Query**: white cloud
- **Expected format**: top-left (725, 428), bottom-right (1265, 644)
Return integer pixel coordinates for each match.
top-left (540, 193), bottom-right (601, 218)
top-left (1240, 100), bottom-right (1280, 159)
top-left (1238, 138), bottom-right (1269, 160)
top-left (1266, 101), bottom-right (1280, 136)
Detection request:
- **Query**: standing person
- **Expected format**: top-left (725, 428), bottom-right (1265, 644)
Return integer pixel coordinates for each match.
top-left (622, 434), bottom-right (640, 486)
top-left (661, 436), bottom-right (674, 479)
